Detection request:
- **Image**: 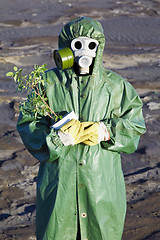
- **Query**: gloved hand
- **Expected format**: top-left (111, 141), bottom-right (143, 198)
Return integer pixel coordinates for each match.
top-left (58, 119), bottom-right (84, 146)
top-left (81, 121), bottom-right (110, 146)
top-left (58, 119), bottom-right (110, 146)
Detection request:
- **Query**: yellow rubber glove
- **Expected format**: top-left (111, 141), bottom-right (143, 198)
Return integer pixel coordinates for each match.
top-left (58, 120), bottom-right (110, 146)
top-left (81, 122), bottom-right (110, 146)
top-left (82, 134), bottom-right (99, 146)
top-left (58, 119), bottom-right (84, 146)
top-left (75, 122), bottom-right (97, 144)
top-left (60, 119), bottom-right (76, 132)
top-left (81, 122), bottom-right (99, 146)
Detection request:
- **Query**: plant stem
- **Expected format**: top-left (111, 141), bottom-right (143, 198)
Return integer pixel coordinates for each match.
top-left (34, 84), bottom-right (58, 118)
top-left (14, 66), bottom-right (59, 120)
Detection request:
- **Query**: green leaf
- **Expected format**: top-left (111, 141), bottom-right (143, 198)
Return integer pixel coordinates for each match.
top-left (6, 72), bottom-right (13, 76)
top-left (6, 63), bottom-right (61, 120)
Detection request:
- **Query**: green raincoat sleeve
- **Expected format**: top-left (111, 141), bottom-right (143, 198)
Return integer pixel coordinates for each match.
top-left (17, 111), bottom-right (64, 163)
top-left (102, 70), bottom-right (146, 154)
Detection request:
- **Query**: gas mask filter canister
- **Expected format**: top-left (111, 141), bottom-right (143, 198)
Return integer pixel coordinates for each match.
top-left (54, 37), bottom-right (99, 74)
top-left (54, 47), bottom-right (74, 70)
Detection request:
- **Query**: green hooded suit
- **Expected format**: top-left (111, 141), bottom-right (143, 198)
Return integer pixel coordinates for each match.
top-left (17, 17), bottom-right (146, 240)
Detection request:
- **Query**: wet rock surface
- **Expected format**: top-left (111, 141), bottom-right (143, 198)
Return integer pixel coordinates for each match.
top-left (0, 0), bottom-right (160, 239)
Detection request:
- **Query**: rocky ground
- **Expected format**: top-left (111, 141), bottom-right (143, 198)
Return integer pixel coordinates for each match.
top-left (0, 0), bottom-right (160, 239)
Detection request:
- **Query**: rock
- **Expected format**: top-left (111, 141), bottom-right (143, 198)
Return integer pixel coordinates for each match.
top-left (147, 101), bottom-right (160, 110)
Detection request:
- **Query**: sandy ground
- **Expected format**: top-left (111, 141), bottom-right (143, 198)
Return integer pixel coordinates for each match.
top-left (0, 0), bottom-right (160, 239)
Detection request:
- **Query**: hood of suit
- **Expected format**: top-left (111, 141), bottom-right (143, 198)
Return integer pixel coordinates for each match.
top-left (58, 17), bottom-right (105, 76)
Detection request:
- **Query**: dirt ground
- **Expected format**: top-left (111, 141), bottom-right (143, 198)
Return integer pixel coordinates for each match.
top-left (0, 0), bottom-right (160, 239)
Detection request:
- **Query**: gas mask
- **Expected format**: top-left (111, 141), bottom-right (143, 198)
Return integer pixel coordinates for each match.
top-left (54, 37), bottom-right (99, 75)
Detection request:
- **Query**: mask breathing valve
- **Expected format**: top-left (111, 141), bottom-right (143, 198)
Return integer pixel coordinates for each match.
top-left (78, 56), bottom-right (92, 74)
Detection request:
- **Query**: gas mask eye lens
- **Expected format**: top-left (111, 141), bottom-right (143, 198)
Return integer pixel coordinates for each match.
top-left (74, 41), bottom-right (82, 50)
top-left (88, 42), bottom-right (97, 50)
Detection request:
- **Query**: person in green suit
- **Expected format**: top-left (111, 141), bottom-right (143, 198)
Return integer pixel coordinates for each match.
top-left (17, 17), bottom-right (146, 240)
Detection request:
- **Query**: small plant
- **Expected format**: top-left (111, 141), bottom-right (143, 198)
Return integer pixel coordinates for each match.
top-left (6, 64), bottom-right (61, 121)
